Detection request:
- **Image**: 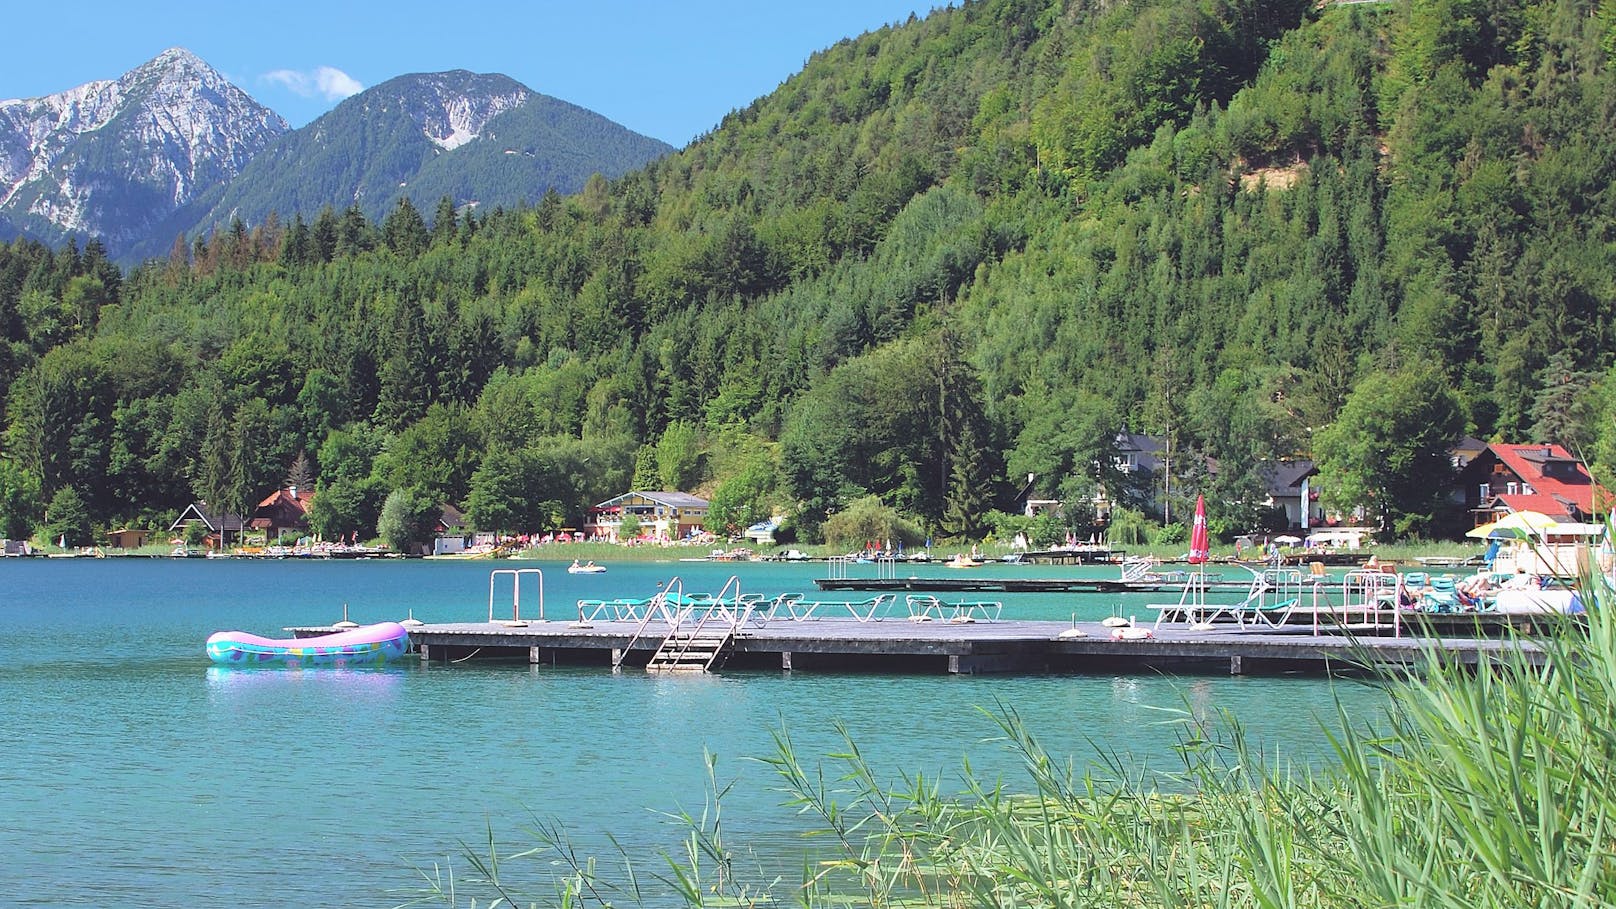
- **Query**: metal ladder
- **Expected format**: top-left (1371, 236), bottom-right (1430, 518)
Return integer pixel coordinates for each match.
top-left (640, 576), bottom-right (749, 673)
top-left (645, 623), bottom-right (735, 672)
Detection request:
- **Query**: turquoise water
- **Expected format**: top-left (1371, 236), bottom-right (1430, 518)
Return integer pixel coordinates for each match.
top-left (1, 559), bottom-right (1386, 907)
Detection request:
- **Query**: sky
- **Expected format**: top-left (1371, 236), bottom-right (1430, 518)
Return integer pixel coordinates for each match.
top-left (3, 1), bottom-right (940, 148)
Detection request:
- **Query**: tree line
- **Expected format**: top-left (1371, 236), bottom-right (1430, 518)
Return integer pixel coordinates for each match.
top-left (3, 0), bottom-right (1616, 548)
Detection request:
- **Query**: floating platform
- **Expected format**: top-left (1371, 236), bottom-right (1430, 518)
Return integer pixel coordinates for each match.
top-left (289, 617), bottom-right (1542, 676)
top-left (812, 576), bottom-right (1253, 594)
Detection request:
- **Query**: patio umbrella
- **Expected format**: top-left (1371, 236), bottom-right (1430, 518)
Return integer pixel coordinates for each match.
top-left (1188, 495), bottom-right (1209, 564)
top-left (1273, 534), bottom-right (1303, 545)
top-left (1482, 510), bottom-right (1558, 540)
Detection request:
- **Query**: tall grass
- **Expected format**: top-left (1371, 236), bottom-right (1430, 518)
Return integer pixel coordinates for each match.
top-left (402, 522), bottom-right (1616, 908)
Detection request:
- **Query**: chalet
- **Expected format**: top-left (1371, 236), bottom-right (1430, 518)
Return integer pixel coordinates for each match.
top-left (249, 486), bottom-right (313, 542)
top-left (1259, 460), bottom-right (1322, 531)
top-left (587, 491), bottom-right (710, 541)
top-left (1455, 443), bottom-right (1612, 527)
top-left (168, 503), bottom-right (246, 550)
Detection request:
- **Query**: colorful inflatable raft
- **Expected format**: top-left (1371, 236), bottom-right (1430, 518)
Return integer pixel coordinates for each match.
top-left (206, 621), bottom-right (410, 667)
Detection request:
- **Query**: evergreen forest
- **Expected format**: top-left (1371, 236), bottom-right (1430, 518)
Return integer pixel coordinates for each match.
top-left (4, 0), bottom-right (1616, 548)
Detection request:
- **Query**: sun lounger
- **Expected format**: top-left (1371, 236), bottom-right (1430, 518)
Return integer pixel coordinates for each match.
top-left (905, 594), bottom-right (1001, 622)
top-left (768, 593), bottom-right (896, 622)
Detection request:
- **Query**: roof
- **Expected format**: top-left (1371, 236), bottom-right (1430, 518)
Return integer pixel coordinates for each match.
top-left (249, 488), bottom-right (314, 530)
top-left (438, 503), bottom-right (468, 532)
top-left (1486, 493), bottom-right (1582, 521)
top-left (168, 502), bottom-right (245, 533)
top-left (1113, 431), bottom-right (1164, 472)
top-left (1260, 460), bottom-right (1318, 496)
top-left (1488, 443), bottom-right (1608, 519)
top-left (1451, 436), bottom-right (1488, 466)
top-left (594, 491), bottom-right (710, 510)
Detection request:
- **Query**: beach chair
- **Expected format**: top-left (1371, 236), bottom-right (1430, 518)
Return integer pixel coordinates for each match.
top-left (760, 592), bottom-right (806, 621)
top-left (905, 594), bottom-right (950, 622)
top-left (1422, 576), bottom-right (1461, 613)
top-left (948, 599), bottom-right (1003, 623)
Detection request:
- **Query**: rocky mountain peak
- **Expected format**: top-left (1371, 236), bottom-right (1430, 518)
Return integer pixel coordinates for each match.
top-left (0, 48), bottom-right (288, 247)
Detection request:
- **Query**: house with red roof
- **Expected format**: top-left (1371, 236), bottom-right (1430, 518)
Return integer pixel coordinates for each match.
top-left (1454, 443), bottom-right (1611, 528)
top-left (248, 486), bottom-right (314, 542)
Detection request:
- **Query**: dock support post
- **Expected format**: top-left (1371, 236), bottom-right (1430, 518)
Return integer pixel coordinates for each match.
top-left (1230, 655), bottom-right (1244, 675)
top-left (529, 645), bottom-right (541, 665)
top-left (419, 644), bottom-right (429, 662)
top-left (948, 654), bottom-right (962, 674)
top-left (781, 651), bottom-right (793, 671)
top-left (611, 648), bottom-right (623, 668)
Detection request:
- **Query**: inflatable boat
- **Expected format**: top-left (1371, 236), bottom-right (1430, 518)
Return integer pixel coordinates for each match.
top-left (206, 621), bottom-right (410, 667)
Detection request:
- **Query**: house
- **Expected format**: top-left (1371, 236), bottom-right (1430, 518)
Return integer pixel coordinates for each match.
top-left (1259, 460), bottom-right (1322, 530)
top-left (1012, 474), bottom-right (1062, 518)
top-left (1093, 431), bottom-right (1167, 522)
top-left (586, 491), bottom-right (710, 541)
top-left (248, 486), bottom-right (313, 542)
top-left (1450, 435), bottom-right (1489, 469)
top-left (168, 503), bottom-right (246, 550)
top-left (432, 504), bottom-right (470, 556)
top-left (1455, 443), bottom-right (1612, 527)
top-left (105, 528), bottom-right (153, 550)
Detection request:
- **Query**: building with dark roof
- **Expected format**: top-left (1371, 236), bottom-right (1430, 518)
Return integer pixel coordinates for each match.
top-left (168, 502), bottom-right (246, 550)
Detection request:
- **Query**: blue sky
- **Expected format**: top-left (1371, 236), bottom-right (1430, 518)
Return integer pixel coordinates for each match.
top-left (4, 1), bottom-right (939, 147)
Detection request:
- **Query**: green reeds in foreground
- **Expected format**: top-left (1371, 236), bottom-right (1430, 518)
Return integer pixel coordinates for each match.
top-left (402, 531), bottom-right (1616, 908)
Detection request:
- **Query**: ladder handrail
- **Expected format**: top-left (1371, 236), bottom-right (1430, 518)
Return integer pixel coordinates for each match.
top-left (613, 576), bottom-right (684, 670)
top-left (647, 576), bottom-right (751, 672)
top-left (488, 568), bottom-right (544, 623)
top-left (653, 597), bottom-right (734, 671)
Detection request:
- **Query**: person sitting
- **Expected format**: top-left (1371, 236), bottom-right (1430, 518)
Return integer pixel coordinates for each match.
top-left (1364, 554), bottom-right (1381, 571)
top-left (1456, 571), bottom-right (1491, 609)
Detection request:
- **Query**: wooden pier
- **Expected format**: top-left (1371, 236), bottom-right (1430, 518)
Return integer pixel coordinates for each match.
top-left (290, 617), bottom-right (1541, 676)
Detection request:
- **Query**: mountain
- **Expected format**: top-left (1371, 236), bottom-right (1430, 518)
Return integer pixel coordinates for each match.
top-left (0, 48), bottom-right (288, 250)
top-left (177, 70), bottom-right (674, 241)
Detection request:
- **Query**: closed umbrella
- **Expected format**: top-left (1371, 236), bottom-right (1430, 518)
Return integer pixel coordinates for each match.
top-left (1188, 495), bottom-right (1209, 564)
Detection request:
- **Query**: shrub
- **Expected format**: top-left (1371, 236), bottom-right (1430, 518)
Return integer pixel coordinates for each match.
top-left (821, 496), bottom-right (925, 550)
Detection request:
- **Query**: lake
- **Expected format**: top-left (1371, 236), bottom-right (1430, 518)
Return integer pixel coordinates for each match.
top-left (0, 557), bottom-right (1385, 906)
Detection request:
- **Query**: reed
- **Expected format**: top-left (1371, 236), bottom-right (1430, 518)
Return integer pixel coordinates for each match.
top-left (404, 527), bottom-right (1616, 907)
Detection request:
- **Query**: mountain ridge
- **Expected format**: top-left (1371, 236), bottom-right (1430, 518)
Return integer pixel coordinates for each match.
top-left (0, 47), bottom-right (289, 248)
top-left (176, 68), bottom-right (672, 246)
top-left (1, 51), bottom-right (673, 261)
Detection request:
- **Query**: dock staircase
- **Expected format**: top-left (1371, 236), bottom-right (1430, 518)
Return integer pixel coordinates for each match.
top-left (646, 624), bottom-right (735, 672)
top-left (613, 575), bottom-right (757, 674)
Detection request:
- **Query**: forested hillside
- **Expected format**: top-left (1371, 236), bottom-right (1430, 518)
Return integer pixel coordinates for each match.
top-left (2, 0), bottom-right (1615, 548)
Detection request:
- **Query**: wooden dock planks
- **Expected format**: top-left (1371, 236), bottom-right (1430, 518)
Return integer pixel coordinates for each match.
top-left (289, 617), bottom-right (1540, 675)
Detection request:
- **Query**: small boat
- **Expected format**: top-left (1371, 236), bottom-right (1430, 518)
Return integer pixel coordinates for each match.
top-left (206, 622), bottom-right (410, 667)
top-left (567, 560), bottom-right (607, 574)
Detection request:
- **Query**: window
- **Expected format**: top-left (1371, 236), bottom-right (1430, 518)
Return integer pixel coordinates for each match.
top-left (1506, 482), bottom-right (1518, 495)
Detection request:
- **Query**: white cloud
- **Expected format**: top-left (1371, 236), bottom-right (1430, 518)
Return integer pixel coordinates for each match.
top-left (263, 66), bottom-right (364, 102)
